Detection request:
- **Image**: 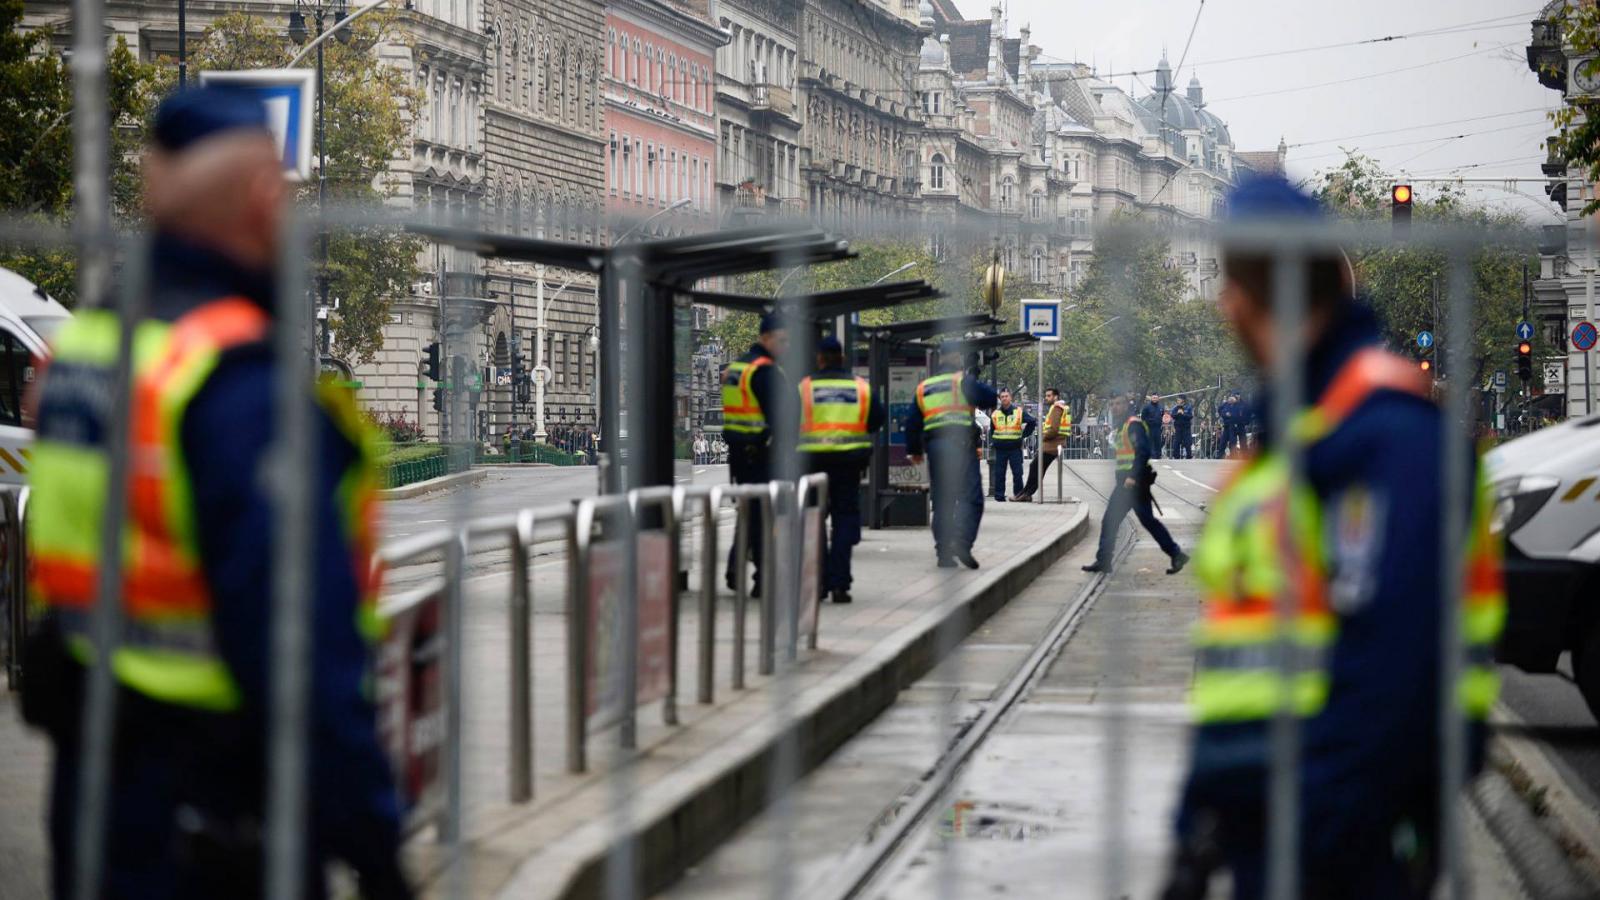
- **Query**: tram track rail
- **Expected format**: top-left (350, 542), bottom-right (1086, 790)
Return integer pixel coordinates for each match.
top-left (808, 459), bottom-right (1138, 900)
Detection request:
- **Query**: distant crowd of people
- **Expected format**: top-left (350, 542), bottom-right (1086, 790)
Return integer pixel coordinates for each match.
top-left (498, 424), bottom-right (598, 463)
top-left (692, 433), bottom-right (728, 464)
top-left (982, 390), bottom-right (1261, 462)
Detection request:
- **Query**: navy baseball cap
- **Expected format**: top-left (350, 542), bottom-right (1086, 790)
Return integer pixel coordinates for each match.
top-left (817, 336), bottom-right (843, 354)
top-left (1225, 173), bottom-right (1322, 222)
top-left (758, 312), bottom-right (788, 334)
top-left (153, 86), bottom-right (271, 153)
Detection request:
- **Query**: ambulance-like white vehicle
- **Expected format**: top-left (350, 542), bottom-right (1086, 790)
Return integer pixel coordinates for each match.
top-left (0, 266), bottom-right (72, 485)
top-left (1486, 413), bottom-right (1600, 718)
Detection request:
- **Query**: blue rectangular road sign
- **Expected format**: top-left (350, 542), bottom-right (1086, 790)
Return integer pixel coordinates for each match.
top-left (197, 68), bottom-right (317, 181)
top-left (1020, 299), bottom-right (1061, 342)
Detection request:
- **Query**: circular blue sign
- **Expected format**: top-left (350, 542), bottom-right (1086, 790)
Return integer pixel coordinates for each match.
top-left (1517, 321), bottom-right (1534, 341)
top-left (1416, 331), bottom-right (1434, 349)
top-left (1574, 321), bottom-right (1599, 352)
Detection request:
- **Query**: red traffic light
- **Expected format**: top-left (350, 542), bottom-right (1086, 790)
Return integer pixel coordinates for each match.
top-left (1392, 184), bottom-right (1413, 206)
top-left (1517, 341), bottom-right (1532, 356)
top-left (1419, 358), bottom-right (1432, 372)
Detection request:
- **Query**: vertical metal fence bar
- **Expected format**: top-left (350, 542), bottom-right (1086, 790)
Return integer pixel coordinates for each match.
top-left (808, 477), bottom-right (827, 652)
top-left (442, 528), bottom-right (467, 846)
top-left (510, 512), bottom-right (536, 803)
top-left (732, 497), bottom-right (750, 690)
top-left (1265, 245), bottom-right (1308, 900)
top-left (665, 490), bottom-right (683, 726)
top-left (1437, 249), bottom-right (1475, 898)
top-left (569, 500), bottom-right (594, 773)
top-left (757, 488), bottom-right (778, 678)
top-left (620, 497), bottom-right (640, 752)
top-left (70, 238), bottom-right (143, 900)
top-left (699, 489), bottom-right (722, 704)
top-left (264, 213), bottom-right (316, 900)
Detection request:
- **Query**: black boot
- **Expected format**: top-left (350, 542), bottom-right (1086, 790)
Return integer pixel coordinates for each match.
top-left (1082, 561), bottom-right (1108, 574)
top-left (1166, 551), bottom-right (1190, 575)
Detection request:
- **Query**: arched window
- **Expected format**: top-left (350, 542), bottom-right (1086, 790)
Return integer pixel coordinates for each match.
top-left (929, 153), bottom-right (946, 191)
top-left (1030, 247), bottom-right (1045, 283)
top-left (1000, 175), bottom-right (1015, 211)
top-left (1029, 189), bottom-right (1044, 220)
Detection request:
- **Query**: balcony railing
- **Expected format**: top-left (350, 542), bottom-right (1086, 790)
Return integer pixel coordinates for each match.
top-left (752, 83), bottom-right (795, 118)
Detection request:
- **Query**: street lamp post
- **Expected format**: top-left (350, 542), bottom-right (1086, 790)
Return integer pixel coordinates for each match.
top-left (288, 0), bottom-right (349, 361)
top-left (534, 266), bottom-right (580, 443)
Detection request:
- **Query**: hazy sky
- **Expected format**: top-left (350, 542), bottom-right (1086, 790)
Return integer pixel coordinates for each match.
top-left (1001, 0), bottom-right (1560, 222)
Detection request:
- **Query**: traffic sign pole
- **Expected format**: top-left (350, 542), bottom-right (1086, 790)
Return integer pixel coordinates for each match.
top-left (1574, 321), bottom-right (1599, 415)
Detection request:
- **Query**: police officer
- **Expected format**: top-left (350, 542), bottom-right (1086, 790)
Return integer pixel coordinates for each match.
top-left (1170, 398), bottom-right (1193, 459)
top-left (23, 88), bottom-right (411, 899)
top-left (905, 345), bottom-right (997, 569)
top-left (1218, 391), bottom-right (1243, 457)
top-left (1141, 393), bottom-right (1165, 459)
top-left (1015, 387), bottom-right (1070, 501)
top-left (986, 390), bottom-right (1034, 502)
top-left (722, 312), bottom-right (795, 596)
top-left (1162, 175), bottom-right (1503, 899)
top-left (797, 337), bottom-right (884, 604)
top-left (1082, 394), bottom-right (1188, 576)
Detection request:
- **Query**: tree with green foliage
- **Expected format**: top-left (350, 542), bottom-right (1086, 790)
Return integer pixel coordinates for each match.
top-left (0, 0), bottom-right (160, 303)
top-left (1310, 153), bottom-right (1535, 389)
top-left (169, 11), bottom-right (422, 364)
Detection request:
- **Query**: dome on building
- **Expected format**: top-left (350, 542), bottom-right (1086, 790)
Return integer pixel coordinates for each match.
top-left (1198, 107), bottom-right (1232, 147)
top-left (921, 33), bottom-right (950, 68)
top-left (1138, 90), bottom-right (1203, 132)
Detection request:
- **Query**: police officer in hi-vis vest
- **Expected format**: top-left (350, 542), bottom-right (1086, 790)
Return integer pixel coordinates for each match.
top-left (721, 312), bottom-right (794, 596)
top-left (1082, 394), bottom-right (1188, 576)
top-left (22, 88), bottom-right (411, 898)
top-left (905, 345), bottom-right (997, 569)
top-left (986, 389), bottom-right (1034, 501)
top-left (1161, 175), bottom-right (1504, 899)
top-left (796, 337), bottom-right (884, 604)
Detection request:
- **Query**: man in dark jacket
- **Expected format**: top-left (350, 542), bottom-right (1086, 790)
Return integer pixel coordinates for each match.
top-left (1218, 392), bottom-right (1243, 457)
top-left (986, 390), bottom-right (1034, 501)
top-left (25, 88), bottom-right (409, 900)
top-left (1163, 174), bottom-right (1502, 900)
top-left (721, 313), bottom-right (795, 595)
top-left (1141, 394), bottom-right (1166, 459)
top-left (1169, 399), bottom-right (1193, 459)
top-left (797, 337), bottom-right (885, 603)
top-left (905, 346), bottom-right (998, 568)
top-left (1082, 394), bottom-right (1187, 576)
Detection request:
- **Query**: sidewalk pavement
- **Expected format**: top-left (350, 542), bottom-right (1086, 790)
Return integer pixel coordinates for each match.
top-left (403, 487), bottom-right (1087, 898)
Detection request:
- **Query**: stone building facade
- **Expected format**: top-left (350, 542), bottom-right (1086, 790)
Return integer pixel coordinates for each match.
top-left (796, 0), bottom-right (926, 223)
top-left (713, 0), bottom-right (803, 218)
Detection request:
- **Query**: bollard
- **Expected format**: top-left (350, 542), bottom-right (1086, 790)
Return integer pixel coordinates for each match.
top-left (508, 510), bottom-right (536, 804)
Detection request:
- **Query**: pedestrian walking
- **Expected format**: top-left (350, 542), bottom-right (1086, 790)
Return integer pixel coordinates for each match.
top-left (797, 337), bottom-right (884, 604)
top-left (986, 390), bottom-right (1034, 501)
top-left (1014, 387), bottom-right (1069, 501)
top-left (721, 312), bottom-right (795, 596)
top-left (1082, 393), bottom-right (1188, 576)
top-left (22, 87), bottom-right (411, 899)
top-left (1161, 174), bottom-right (1503, 900)
top-left (1170, 398), bottom-right (1193, 459)
top-left (1141, 394), bottom-right (1166, 459)
top-left (905, 345), bottom-right (997, 569)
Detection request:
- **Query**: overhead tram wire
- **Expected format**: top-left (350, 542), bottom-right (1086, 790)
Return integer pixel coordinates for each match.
top-left (1286, 107), bottom-right (1555, 149)
top-left (1290, 122), bottom-right (1551, 163)
top-left (1210, 42), bottom-right (1520, 103)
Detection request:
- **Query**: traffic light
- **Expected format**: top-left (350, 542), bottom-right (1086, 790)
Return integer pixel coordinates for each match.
top-left (1419, 356), bottom-right (1432, 374)
top-left (423, 341), bottom-right (442, 382)
top-left (1391, 184), bottom-right (1413, 236)
top-left (432, 388), bottom-right (445, 413)
top-left (1517, 340), bottom-right (1534, 382)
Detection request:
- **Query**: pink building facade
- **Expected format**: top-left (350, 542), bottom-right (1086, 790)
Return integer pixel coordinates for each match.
top-left (603, 0), bottom-right (726, 223)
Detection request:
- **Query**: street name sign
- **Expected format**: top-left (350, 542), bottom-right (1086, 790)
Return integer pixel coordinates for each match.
top-left (1020, 299), bottom-right (1062, 342)
top-left (197, 68), bottom-right (316, 180)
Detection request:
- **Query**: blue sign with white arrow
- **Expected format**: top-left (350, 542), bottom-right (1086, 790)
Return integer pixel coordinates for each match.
top-left (1416, 331), bottom-right (1434, 349)
top-left (1516, 321), bottom-right (1534, 342)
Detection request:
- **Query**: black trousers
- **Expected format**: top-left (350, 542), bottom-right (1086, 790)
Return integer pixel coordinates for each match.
top-left (726, 441), bottom-right (769, 590)
top-left (1173, 426), bottom-right (1193, 459)
top-left (1094, 482), bottom-right (1180, 566)
top-left (1020, 449), bottom-right (1058, 497)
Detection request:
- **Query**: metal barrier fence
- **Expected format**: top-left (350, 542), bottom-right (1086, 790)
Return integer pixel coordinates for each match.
top-left (1, 153), bottom-right (1536, 900)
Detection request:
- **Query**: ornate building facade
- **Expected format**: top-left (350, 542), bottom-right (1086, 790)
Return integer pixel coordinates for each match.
top-left (713, 0), bottom-right (803, 218)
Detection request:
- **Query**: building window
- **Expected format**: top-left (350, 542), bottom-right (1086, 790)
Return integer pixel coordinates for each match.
top-left (1000, 176), bottom-right (1015, 211)
top-left (929, 153), bottom-right (946, 191)
top-left (1029, 190), bottom-right (1044, 220)
top-left (1030, 247), bottom-right (1045, 283)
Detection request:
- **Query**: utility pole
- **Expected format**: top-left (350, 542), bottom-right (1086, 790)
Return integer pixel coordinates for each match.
top-left (177, 0), bottom-right (187, 85)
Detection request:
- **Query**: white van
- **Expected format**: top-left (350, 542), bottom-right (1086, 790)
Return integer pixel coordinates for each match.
top-left (0, 267), bottom-right (72, 485)
top-left (1484, 414), bottom-right (1600, 717)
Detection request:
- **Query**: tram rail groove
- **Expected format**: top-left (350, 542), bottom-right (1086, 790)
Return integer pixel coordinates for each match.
top-left (807, 472), bottom-right (1137, 900)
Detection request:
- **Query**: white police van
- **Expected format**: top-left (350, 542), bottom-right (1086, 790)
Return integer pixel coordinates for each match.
top-left (0, 267), bottom-right (72, 485)
top-left (1486, 414), bottom-right (1600, 718)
